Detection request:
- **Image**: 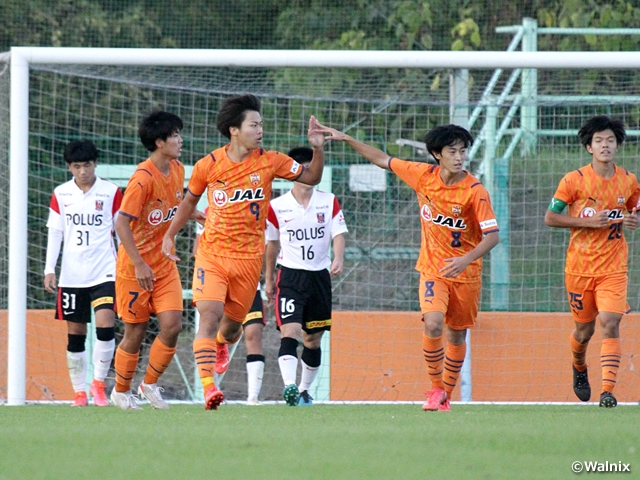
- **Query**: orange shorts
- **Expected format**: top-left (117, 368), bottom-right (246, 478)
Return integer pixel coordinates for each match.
top-left (419, 273), bottom-right (481, 330)
top-left (565, 272), bottom-right (629, 323)
top-left (116, 268), bottom-right (183, 324)
top-left (192, 254), bottom-right (262, 322)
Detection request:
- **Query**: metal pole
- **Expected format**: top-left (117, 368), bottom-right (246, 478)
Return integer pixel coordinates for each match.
top-left (521, 17), bottom-right (538, 155)
top-left (8, 48), bottom-right (29, 405)
top-left (450, 69), bottom-right (470, 128)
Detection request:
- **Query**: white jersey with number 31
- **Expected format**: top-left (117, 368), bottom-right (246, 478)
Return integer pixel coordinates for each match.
top-left (266, 190), bottom-right (348, 271)
top-left (46, 177), bottom-right (122, 287)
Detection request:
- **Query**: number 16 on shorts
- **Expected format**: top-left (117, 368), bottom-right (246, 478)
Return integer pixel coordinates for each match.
top-left (278, 297), bottom-right (297, 323)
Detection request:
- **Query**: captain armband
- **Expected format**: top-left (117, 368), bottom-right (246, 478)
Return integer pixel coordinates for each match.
top-left (548, 197), bottom-right (567, 213)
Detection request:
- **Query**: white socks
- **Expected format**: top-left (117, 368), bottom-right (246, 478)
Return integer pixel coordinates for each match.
top-left (246, 360), bottom-right (265, 400)
top-left (299, 360), bottom-right (319, 392)
top-left (92, 338), bottom-right (115, 382)
top-left (278, 355), bottom-right (298, 386)
top-left (66, 351), bottom-right (86, 392)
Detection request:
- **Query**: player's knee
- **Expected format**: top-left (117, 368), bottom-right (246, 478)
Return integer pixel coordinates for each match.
top-left (164, 322), bottom-right (183, 340)
top-left (424, 322), bottom-right (443, 337)
top-left (279, 336), bottom-right (299, 358)
top-left (423, 313), bottom-right (444, 337)
top-left (95, 327), bottom-right (115, 342)
top-left (575, 322), bottom-right (596, 342)
top-left (243, 324), bottom-right (263, 344)
top-left (220, 322), bottom-right (242, 343)
top-left (447, 327), bottom-right (467, 346)
top-left (67, 334), bottom-right (86, 353)
top-left (301, 346), bottom-right (321, 368)
top-left (599, 314), bottom-right (621, 337)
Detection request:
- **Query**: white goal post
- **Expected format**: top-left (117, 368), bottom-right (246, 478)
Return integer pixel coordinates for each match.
top-left (7, 47), bottom-right (640, 405)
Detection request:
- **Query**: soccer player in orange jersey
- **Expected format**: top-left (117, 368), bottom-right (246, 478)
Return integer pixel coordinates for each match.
top-left (315, 121), bottom-right (499, 412)
top-left (545, 115), bottom-right (640, 408)
top-left (162, 94), bottom-right (326, 410)
top-left (193, 210), bottom-right (267, 406)
top-left (112, 111), bottom-right (202, 410)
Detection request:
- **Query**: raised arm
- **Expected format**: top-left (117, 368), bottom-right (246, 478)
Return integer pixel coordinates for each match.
top-left (295, 115), bottom-right (326, 186)
top-left (313, 119), bottom-right (391, 170)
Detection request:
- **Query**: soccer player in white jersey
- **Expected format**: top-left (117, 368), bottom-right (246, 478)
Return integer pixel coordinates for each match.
top-left (265, 147), bottom-right (348, 406)
top-left (44, 140), bottom-right (122, 407)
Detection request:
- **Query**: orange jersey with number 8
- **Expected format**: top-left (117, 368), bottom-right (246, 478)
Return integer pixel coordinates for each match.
top-left (389, 158), bottom-right (499, 283)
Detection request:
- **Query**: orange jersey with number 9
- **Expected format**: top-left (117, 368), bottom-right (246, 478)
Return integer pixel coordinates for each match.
top-left (189, 146), bottom-right (303, 260)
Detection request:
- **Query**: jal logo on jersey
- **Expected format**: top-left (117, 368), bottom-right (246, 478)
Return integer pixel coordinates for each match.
top-left (579, 208), bottom-right (624, 220)
top-left (250, 172), bottom-right (260, 186)
top-left (432, 214), bottom-right (467, 229)
top-left (148, 206), bottom-right (178, 226)
top-left (95, 200), bottom-right (103, 211)
top-left (212, 188), bottom-right (265, 207)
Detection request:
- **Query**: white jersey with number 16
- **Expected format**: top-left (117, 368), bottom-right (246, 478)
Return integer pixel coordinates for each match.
top-left (266, 190), bottom-right (348, 271)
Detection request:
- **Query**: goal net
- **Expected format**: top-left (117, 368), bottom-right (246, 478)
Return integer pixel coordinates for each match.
top-left (2, 49), bottom-right (640, 404)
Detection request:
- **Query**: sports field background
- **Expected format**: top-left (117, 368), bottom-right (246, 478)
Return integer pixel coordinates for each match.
top-left (1, 404), bottom-right (637, 480)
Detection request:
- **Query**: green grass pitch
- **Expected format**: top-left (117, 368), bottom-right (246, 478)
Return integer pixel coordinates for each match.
top-left (0, 403), bottom-right (638, 480)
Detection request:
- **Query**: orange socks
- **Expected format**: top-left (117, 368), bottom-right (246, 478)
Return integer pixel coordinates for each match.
top-left (601, 338), bottom-right (621, 393)
top-left (193, 337), bottom-right (217, 390)
top-left (114, 347), bottom-right (139, 393)
top-left (422, 334), bottom-right (444, 390)
top-left (144, 338), bottom-right (177, 385)
top-left (570, 333), bottom-right (588, 372)
top-left (443, 343), bottom-right (467, 398)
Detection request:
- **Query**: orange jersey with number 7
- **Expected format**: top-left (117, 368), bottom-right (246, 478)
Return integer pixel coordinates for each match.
top-left (188, 146), bottom-right (303, 260)
top-left (389, 158), bottom-right (499, 283)
top-left (552, 164), bottom-right (640, 276)
top-left (116, 157), bottom-right (185, 280)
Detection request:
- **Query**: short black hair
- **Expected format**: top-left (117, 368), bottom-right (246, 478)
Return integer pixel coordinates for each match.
top-left (287, 146), bottom-right (313, 164)
top-left (138, 110), bottom-right (184, 152)
top-left (578, 115), bottom-right (626, 148)
top-left (423, 124), bottom-right (474, 163)
top-left (63, 140), bottom-right (98, 164)
top-left (216, 94), bottom-right (261, 139)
